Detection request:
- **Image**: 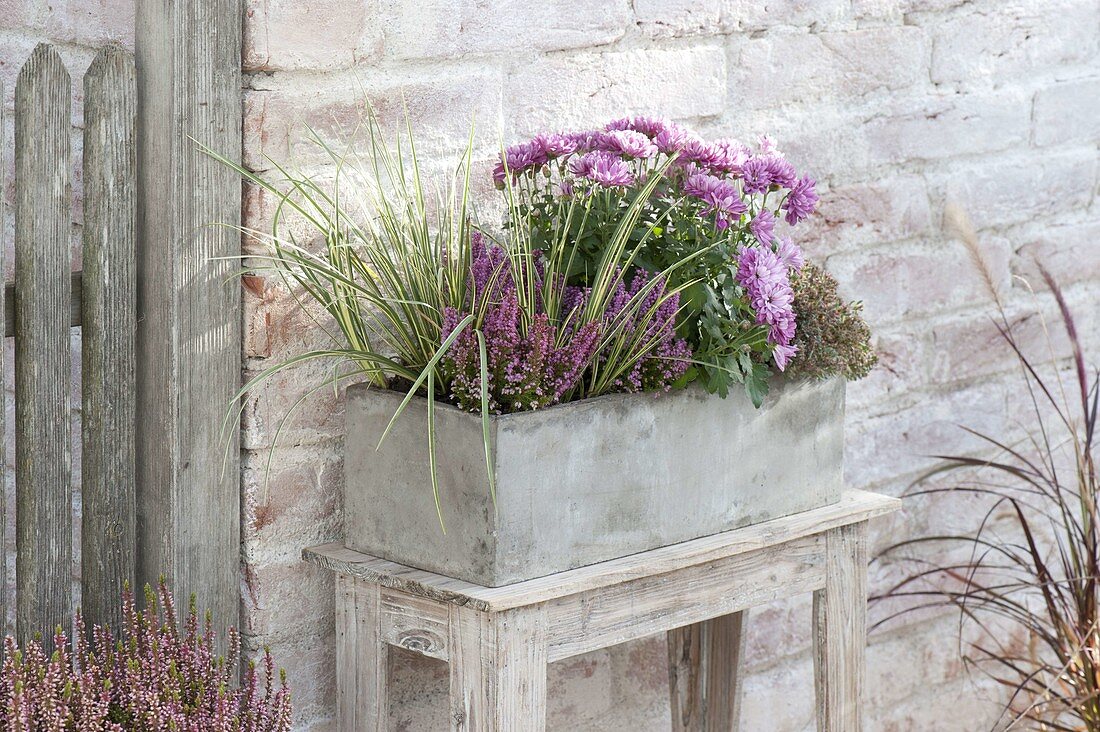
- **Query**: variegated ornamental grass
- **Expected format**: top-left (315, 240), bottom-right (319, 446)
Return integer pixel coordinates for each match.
top-left (207, 115), bottom-right (704, 524)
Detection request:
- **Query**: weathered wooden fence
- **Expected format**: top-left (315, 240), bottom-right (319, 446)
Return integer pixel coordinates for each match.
top-left (3, 43), bottom-right (136, 643)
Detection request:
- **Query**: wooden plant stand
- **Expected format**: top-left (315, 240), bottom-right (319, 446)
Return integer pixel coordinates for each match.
top-left (304, 490), bottom-right (899, 731)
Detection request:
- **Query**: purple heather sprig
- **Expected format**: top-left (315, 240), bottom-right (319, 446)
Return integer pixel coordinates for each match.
top-left (442, 232), bottom-right (602, 413)
top-left (442, 233), bottom-right (690, 412)
top-left (600, 270), bottom-right (692, 392)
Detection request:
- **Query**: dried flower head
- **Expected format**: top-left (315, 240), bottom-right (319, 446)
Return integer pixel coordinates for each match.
top-left (786, 261), bottom-right (876, 381)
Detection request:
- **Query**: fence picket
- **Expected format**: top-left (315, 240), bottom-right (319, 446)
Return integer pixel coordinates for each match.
top-left (81, 46), bottom-right (137, 634)
top-left (0, 80), bottom-right (6, 635)
top-left (14, 43), bottom-right (73, 644)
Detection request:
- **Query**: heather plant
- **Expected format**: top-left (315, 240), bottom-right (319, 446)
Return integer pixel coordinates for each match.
top-left (441, 232), bottom-right (689, 413)
top-left (441, 230), bottom-right (603, 413)
top-left (876, 209), bottom-right (1099, 730)
top-left (0, 582), bottom-right (291, 731)
top-left (495, 118), bottom-right (820, 404)
top-left (786, 261), bottom-right (876, 381)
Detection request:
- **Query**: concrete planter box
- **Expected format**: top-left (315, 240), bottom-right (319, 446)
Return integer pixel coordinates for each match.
top-left (343, 377), bottom-right (845, 586)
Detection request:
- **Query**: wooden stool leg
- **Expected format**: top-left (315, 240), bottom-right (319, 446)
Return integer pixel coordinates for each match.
top-left (813, 522), bottom-right (868, 732)
top-left (335, 574), bottom-right (388, 731)
top-left (667, 612), bottom-right (747, 731)
top-left (449, 605), bottom-right (548, 731)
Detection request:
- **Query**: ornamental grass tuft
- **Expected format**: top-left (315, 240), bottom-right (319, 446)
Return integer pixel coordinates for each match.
top-left (875, 209), bottom-right (1100, 729)
top-left (0, 582), bottom-right (291, 731)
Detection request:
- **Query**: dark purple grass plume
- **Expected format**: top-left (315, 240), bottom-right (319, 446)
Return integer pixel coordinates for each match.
top-left (0, 582), bottom-right (291, 731)
top-left (875, 210), bottom-right (1100, 730)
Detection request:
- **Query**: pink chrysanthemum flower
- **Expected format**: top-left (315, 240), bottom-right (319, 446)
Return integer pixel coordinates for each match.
top-left (768, 310), bottom-right (797, 345)
top-left (605, 129), bottom-right (658, 159)
top-left (584, 151), bottom-right (635, 187)
top-left (654, 124), bottom-right (690, 154)
top-left (711, 138), bottom-right (752, 175)
top-left (493, 140), bottom-right (547, 185)
top-left (565, 129), bottom-right (607, 153)
top-left (740, 156), bottom-right (772, 194)
top-left (535, 132), bottom-right (579, 159)
top-left (684, 172), bottom-right (747, 229)
top-left (605, 115), bottom-right (671, 139)
top-left (758, 134), bottom-right (782, 156)
top-left (751, 279), bottom-right (795, 323)
top-left (749, 209), bottom-right (777, 245)
top-left (679, 136), bottom-right (723, 169)
top-left (764, 155), bottom-right (797, 188)
top-left (776, 236), bottom-right (804, 271)
top-left (736, 246), bottom-right (786, 292)
top-left (782, 175), bottom-right (819, 225)
top-left (773, 343), bottom-right (797, 371)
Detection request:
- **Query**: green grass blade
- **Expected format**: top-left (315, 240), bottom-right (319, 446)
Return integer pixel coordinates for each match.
top-left (376, 313), bottom-right (475, 450)
top-left (476, 329), bottom-right (497, 510)
top-left (426, 368), bottom-right (445, 532)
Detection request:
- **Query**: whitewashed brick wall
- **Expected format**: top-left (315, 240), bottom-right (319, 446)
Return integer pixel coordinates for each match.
top-left (2, 0), bottom-right (1097, 729)
top-left (237, 1), bottom-right (1099, 729)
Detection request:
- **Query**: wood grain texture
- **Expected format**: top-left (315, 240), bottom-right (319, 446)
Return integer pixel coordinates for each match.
top-left (814, 522), bottom-right (869, 732)
top-left (3, 272), bottom-right (80, 337)
top-left (0, 80), bottom-right (6, 633)
top-left (336, 575), bottom-right (388, 731)
top-left (134, 0), bottom-right (242, 637)
top-left (380, 588), bottom-right (449, 661)
top-left (14, 43), bottom-right (72, 645)
top-left (668, 612), bottom-right (747, 732)
top-left (320, 495), bottom-right (896, 731)
top-left (545, 535), bottom-right (823, 662)
top-left (303, 490), bottom-right (899, 612)
top-left (449, 604), bottom-right (548, 731)
top-left (81, 45), bottom-right (137, 633)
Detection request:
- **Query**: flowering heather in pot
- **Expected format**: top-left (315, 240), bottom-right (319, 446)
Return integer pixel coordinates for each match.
top-left (0, 583), bottom-right (291, 731)
top-left (441, 232), bottom-right (690, 413)
top-left (441, 231), bottom-right (603, 413)
top-left (495, 118), bottom-right (822, 404)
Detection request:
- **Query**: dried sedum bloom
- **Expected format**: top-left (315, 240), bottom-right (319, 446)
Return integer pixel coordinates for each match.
top-left (787, 261), bottom-right (877, 381)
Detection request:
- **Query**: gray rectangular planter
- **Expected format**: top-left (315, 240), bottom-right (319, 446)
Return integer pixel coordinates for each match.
top-left (343, 377), bottom-right (845, 587)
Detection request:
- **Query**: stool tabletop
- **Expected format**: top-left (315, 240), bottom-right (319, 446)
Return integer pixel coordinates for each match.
top-left (303, 489), bottom-right (899, 613)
